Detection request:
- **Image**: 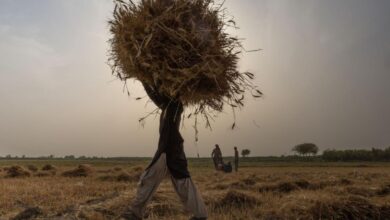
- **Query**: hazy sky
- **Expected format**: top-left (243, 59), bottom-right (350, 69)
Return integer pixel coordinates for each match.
top-left (0, 0), bottom-right (389, 157)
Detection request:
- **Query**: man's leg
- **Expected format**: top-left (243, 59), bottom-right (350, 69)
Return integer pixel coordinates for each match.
top-left (125, 153), bottom-right (168, 219)
top-left (171, 177), bottom-right (208, 219)
top-left (212, 158), bottom-right (218, 170)
top-left (235, 160), bottom-right (238, 172)
top-left (217, 158), bottom-right (224, 171)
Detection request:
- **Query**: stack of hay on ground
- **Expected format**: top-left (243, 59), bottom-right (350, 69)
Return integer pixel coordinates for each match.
top-left (4, 166), bottom-right (31, 178)
top-left (213, 190), bottom-right (258, 208)
top-left (109, 0), bottom-right (261, 121)
top-left (42, 164), bottom-right (57, 171)
top-left (99, 172), bottom-right (136, 182)
top-left (311, 196), bottom-right (389, 219)
top-left (27, 165), bottom-right (38, 172)
top-left (113, 167), bottom-right (123, 172)
top-left (131, 166), bottom-right (144, 173)
top-left (98, 166), bottom-right (143, 182)
top-left (34, 164), bottom-right (57, 177)
top-left (12, 207), bottom-right (42, 220)
top-left (62, 164), bottom-right (93, 177)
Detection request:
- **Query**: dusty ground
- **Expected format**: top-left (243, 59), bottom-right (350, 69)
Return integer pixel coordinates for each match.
top-left (0, 160), bottom-right (390, 220)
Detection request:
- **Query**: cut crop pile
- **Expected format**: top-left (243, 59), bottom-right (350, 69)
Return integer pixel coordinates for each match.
top-left (109, 0), bottom-right (261, 123)
top-left (4, 166), bottom-right (31, 178)
top-left (62, 164), bottom-right (93, 177)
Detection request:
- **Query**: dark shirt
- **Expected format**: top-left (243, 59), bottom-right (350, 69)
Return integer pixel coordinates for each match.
top-left (143, 83), bottom-right (190, 179)
top-left (212, 148), bottom-right (222, 159)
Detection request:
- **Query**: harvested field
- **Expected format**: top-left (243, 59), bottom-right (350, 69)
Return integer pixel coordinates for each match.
top-left (0, 160), bottom-right (389, 219)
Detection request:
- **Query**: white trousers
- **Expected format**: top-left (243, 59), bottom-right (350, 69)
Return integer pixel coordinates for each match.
top-left (131, 153), bottom-right (208, 219)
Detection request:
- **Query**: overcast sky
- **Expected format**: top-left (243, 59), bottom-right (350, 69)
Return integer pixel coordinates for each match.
top-left (0, 0), bottom-right (389, 157)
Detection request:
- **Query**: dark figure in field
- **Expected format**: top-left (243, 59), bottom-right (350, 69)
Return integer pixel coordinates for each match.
top-left (211, 144), bottom-right (223, 170)
top-left (121, 84), bottom-right (207, 220)
top-left (234, 146), bottom-right (239, 172)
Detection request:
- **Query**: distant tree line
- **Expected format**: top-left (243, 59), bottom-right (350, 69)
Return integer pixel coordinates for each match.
top-left (2, 146), bottom-right (390, 162)
top-left (322, 147), bottom-right (390, 161)
top-left (291, 143), bottom-right (390, 162)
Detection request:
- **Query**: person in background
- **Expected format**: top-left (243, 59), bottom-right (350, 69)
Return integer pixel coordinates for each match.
top-left (211, 144), bottom-right (223, 170)
top-left (234, 146), bottom-right (239, 172)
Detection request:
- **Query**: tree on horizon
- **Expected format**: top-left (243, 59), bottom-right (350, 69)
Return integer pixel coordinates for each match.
top-left (241, 149), bottom-right (251, 157)
top-left (292, 143), bottom-right (318, 156)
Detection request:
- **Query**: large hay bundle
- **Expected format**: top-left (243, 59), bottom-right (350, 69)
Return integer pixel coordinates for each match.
top-left (109, 0), bottom-right (261, 117)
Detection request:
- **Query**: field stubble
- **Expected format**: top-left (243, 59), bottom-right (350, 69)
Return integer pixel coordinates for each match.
top-left (0, 160), bottom-right (390, 220)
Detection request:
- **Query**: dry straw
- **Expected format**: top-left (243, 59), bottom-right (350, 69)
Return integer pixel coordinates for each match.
top-left (62, 164), bottom-right (93, 177)
top-left (109, 0), bottom-right (261, 127)
top-left (5, 166), bottom-right (31, 178)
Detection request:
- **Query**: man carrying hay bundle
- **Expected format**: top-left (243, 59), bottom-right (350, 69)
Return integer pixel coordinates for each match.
top-left (108, 0), bottom-right (261, 219)
top-left (211, 144), bottom-right (223, 170)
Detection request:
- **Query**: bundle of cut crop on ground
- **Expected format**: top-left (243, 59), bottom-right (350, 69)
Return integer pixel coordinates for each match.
top-left (109, 0), bottom-right (261, 121)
